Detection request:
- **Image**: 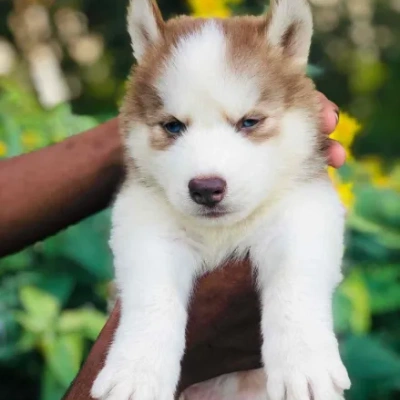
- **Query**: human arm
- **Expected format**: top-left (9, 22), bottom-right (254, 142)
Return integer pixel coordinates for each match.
top-left (0, 118), bottom-right (123, 257)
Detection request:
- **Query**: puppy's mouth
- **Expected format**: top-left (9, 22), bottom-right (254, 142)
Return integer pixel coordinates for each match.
top-left (198, 207), bottom-right (229, 219)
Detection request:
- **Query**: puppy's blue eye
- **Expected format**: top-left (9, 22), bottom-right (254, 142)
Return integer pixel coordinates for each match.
top-left (163, 120), bottom-right (186, 135)
top-left (241, 119), bottom-right (260, 129)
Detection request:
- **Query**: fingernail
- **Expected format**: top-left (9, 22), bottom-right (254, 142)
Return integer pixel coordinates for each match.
top-left (334, 109), bottom-right (340, 125)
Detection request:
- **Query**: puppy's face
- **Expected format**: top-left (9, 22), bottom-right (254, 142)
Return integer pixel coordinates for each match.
top-left (122, 0), bottom-right (322, 225)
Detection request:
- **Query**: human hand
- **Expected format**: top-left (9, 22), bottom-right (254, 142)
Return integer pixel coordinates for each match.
top-left (318, 92), bottom-right (345, 169)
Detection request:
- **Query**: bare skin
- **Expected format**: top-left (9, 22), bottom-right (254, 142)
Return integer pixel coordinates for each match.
top-left (0, 92), bottom-right (344, 399)
top-left (0, 118), bottom-right (123, 257)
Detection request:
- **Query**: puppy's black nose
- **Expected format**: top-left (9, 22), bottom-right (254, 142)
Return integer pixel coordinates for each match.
top-left (189, 177), bottom-right (227, 208)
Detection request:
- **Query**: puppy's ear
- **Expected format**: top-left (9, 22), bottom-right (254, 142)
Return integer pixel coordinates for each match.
top-left (266, 0), bottom-right (313, 68)
top-left (127, 0), bottom-right (164, 62)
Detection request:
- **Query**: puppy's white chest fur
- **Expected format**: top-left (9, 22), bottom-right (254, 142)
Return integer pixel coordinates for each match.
top-left (181, 199), bottom-right (278, 270)
top-left (182, 217), bottom-right (253, 270)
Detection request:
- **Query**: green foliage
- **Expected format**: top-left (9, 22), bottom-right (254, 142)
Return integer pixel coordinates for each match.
top-left (341, 336), bottom-right (400, 400)
top-left (0, 79), bottom-right (97, 158)
top-left (0, 210), bottom-right (111, 398)
top-left (332, 176), bottom-right (400, 400)
top-left (14, 286), bottom-right (106, 393)
top-left (0, 80), bottom-right (111, 399)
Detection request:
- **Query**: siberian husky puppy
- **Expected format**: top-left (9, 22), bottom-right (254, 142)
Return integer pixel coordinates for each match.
top-left (92, 1), bottom-right (350, 399)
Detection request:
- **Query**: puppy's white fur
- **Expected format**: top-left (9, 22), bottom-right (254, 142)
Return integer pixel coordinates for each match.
top-left (91, 1), bottom-right (351, 400)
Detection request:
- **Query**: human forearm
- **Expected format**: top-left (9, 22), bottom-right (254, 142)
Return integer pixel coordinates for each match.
top-left (0, 118), bottom-right (123, 257)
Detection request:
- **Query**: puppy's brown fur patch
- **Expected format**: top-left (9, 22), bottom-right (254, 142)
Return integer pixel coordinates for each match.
top-left (121, 13), bottom-right (320, 152)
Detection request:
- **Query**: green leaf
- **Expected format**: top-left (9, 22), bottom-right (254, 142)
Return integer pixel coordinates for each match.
top-left (0, 311), bottom-right (20, 362)
top-left (58, 308), bottom-right (107, 341)
top-left (348, 214), bottom-right (400, 250)
top-left (0, 272), bottom-right (44, 312)
top-left (43, 212), bottom-right (113, 281)
top-left (36, 273), bottom-right (75, 307)
top-left (0, 112), bottom-right (23, 157)
top-left (15, 311), bottom-right (46, 334)
top-left (340, 269), bottom-right (371, 334)
top-left (333, 290), bottom-right (353, 334)
top-left (81, 310), bottom-right (107, 341)
top-left (17, 331), bottom-right (37, 352)
top-left (342, 335), bottom-right (400, 382)
top-left (350, 186), bottom-right (400, 251)
top-left (18, 287), bottom-right (60, 333)
top-left (41, 366), bottom-right (68, 400)
top-left (364, 265), bottom-right (400, 314)
top-left (0, 250), bottom-right (33, 276)
top-left (42, 333), bottom-right (84, 388)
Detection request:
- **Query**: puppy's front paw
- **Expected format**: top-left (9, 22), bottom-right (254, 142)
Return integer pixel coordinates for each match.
top-left (264, 332), bottom-right (350, 400)
top-left (91, 359), bottom-right (176, 400)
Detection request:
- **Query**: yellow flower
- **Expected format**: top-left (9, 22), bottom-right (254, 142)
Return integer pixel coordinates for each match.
top-left (330, 113), bottom-right (361, 158)
top-left (359, 157), bottom-right (390, 188)
top-left (21, 131), bottom-right (42, 151)
top-left (0, 141), bottom-right (7, 157)
top-left (329, 168), bottom-right (355, 209)
top-left (188, 0), bottom-right (237, 18)
top-left (337, 181), bottom-right (355, 209)
top-left (328, 113), bottom-right (362, 208)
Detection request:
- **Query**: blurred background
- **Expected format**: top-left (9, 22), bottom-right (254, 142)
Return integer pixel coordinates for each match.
top-left (0, 0), bottom-right (399, 399)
